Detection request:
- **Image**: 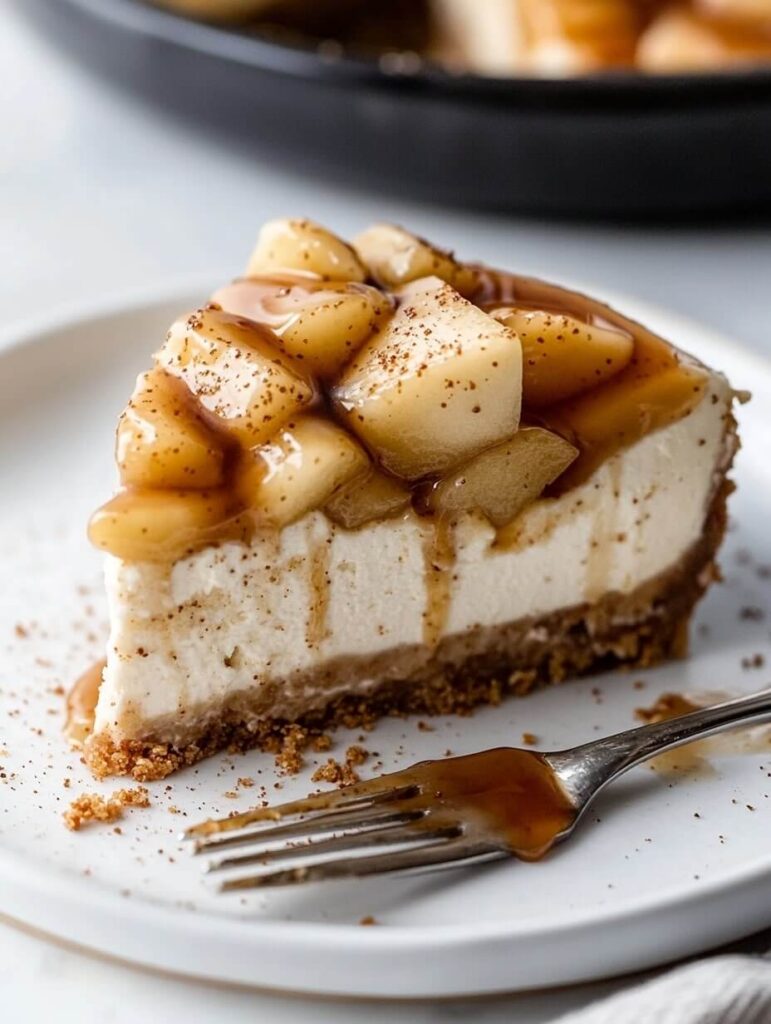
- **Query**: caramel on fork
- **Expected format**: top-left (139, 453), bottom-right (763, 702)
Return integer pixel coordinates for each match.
top-left (185, 688), bottom-right (771, 890)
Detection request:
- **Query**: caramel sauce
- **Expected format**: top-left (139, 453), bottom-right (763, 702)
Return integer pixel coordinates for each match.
top-left (493, 500), bottom-right (563, 552)
top-left (307, 534), bottom-right (332, 649)
top-left (212, 276), bottom-right (380, 332)
top-left (89, 260), bottom-right (711, 569)
top-left (400, 748), bottom-right (576, 859)
top-left (634, 692), bottom-right (714, 775)
top-left (636, 692), bottom-right (771, 776)
top-left (421, 518), bottom-right (456, 648)
top-left (473, 269), bottom-right (709, 491)
top-left (195, 746), bottom-right (576, 861)
top-left (637, 692), bottom-right (703, 723)
top-left (65, 659), bottom-right (105, 746)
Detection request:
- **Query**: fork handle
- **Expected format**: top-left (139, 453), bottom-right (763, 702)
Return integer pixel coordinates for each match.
top-left (547, 688), bottom-right (771, 807)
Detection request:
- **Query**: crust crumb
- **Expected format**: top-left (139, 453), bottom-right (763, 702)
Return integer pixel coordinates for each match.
top-left (345, 744), bottom-right (368, 767)
top-left (262, 725), bottom-right (335, 775)
top-left (312, 758), bottom-right (349, 785)
top-left (64, 786), bottom-right (149, 831)
top-left (312, 744), bottom-right (370, 787)
top-left (271, 724), bottom-right (311, 775)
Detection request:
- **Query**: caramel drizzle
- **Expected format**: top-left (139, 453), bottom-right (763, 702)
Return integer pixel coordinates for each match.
top-left (421, 518), bottom-right (456, 649)
top-left (65, 659), bottom-right (105, 746)
top-left (306, 531), bottom-right (332, 649)
top-left (394, 747), bottom-right (576, 860)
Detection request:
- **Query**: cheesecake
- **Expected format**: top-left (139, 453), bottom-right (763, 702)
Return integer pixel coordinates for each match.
top-left (79, 219), bottom-right (739, 780)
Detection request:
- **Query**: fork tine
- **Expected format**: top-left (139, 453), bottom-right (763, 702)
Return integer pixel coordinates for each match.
top-left (183, 780), bottom-right (419, 842)
top-left (218, 839), bottom-right (504, 891)
top-left (206, 823), bottom-right (463, 874)
top-left (193, 804), bottom-right (425, 855)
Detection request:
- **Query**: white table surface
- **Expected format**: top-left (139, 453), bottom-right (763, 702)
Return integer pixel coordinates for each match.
top-left (2, 2), bottom-right (771, 1020)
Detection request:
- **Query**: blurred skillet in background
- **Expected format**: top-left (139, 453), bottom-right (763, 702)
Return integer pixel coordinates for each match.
top-left (24, 0), bottom-right (771, 217)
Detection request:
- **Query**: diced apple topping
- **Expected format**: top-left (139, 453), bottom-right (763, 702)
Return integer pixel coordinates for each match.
top-left (543, 334), bottom-right (709, 490)
top-left (247, 218), bottom-right (366, 282)
top-left (88, 489), bottom-right (236, 563)
top-left (213, 277), bottom-right (390, 379)
top-left (156, 306), bottom-right (313, 446)
top-left (333, 277), bottom-right (522, 480)
top-left (92, 218), bottom-right (717, 567)
top-left (422, 428), bottom-right (578, 527)
top-left (325, 469), bottom-right (411, 529)
top-left (235, 415), bottom-right (370, 528)
top-left (354, 224), bottom-right (478, 297)
top-left (116, 369), bottom-right (225, 490)
top-left (491, 308), bottom-right (634, 408)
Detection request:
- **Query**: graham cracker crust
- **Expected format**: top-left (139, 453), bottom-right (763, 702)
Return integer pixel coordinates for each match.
top-left (83, 469), bottom-right (733, 782)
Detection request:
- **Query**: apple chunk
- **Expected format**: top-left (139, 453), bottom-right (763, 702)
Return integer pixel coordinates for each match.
top-left (88, 489), bottom-right (235, 563)
top-left (423, 428), bottom-right (578, 527)
top-left (155, 307), bottom-right (313, 446)
top-left (333, 277), bottom-right (522, 480)
top-left (543, 334), bottom-right (709, 490)
top-left (213, 277), bottom-right (390, 379)
top-left (354, 224), bottom-right (478, 297)
top-left (491, 308), bottom-right (634, 408)
top-left (247, 218), bottom-right (366, 282)
top-left (116, 369), bottom-right (225, 489)
top-left (235, 415), bottom-right (370, 528)
top-left (325, 469), bottom-right (411, 529)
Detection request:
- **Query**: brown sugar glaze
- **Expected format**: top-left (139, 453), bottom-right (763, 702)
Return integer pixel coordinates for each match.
top-left (401, 747), bottom-right (576, 859)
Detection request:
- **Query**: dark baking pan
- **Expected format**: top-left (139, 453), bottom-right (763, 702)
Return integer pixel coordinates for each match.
top-left (24, 0), bottom-right (771, 217)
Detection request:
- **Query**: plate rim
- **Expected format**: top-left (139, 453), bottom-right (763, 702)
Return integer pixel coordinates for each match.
top-left (1, 277), bottom-right (770, 994)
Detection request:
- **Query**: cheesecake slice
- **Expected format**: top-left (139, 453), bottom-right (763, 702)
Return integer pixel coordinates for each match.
top-left (79, 219), bottom-right (739, 780)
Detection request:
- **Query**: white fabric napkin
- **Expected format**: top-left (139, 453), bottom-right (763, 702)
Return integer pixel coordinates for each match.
top-left (555, 955), bottom-right (771, 1024)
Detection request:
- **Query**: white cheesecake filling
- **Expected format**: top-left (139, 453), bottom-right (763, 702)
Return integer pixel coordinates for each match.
top-left (94, 374), bottom-right (732, 738)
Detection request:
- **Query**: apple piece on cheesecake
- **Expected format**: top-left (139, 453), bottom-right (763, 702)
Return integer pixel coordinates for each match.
top-left (116, 368), bottom-right (226, 490)
top-left (419, 428), bottom-right (579, 527)
top-left (333, 276), bottom-right (523, 479)
top-left (490, 307), bottom-right (635, 407)
top-left (234, 415), bottom-right (370, 529)
top-left (156, 306), bottom-right (314, 446)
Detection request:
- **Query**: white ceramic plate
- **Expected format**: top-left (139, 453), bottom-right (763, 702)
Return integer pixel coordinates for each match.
top-left (1, 281), bottom-right (770, 999)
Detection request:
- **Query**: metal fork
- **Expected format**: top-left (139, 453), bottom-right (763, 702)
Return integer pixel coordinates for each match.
top-left (184, 688), bottom-right (771, 890)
